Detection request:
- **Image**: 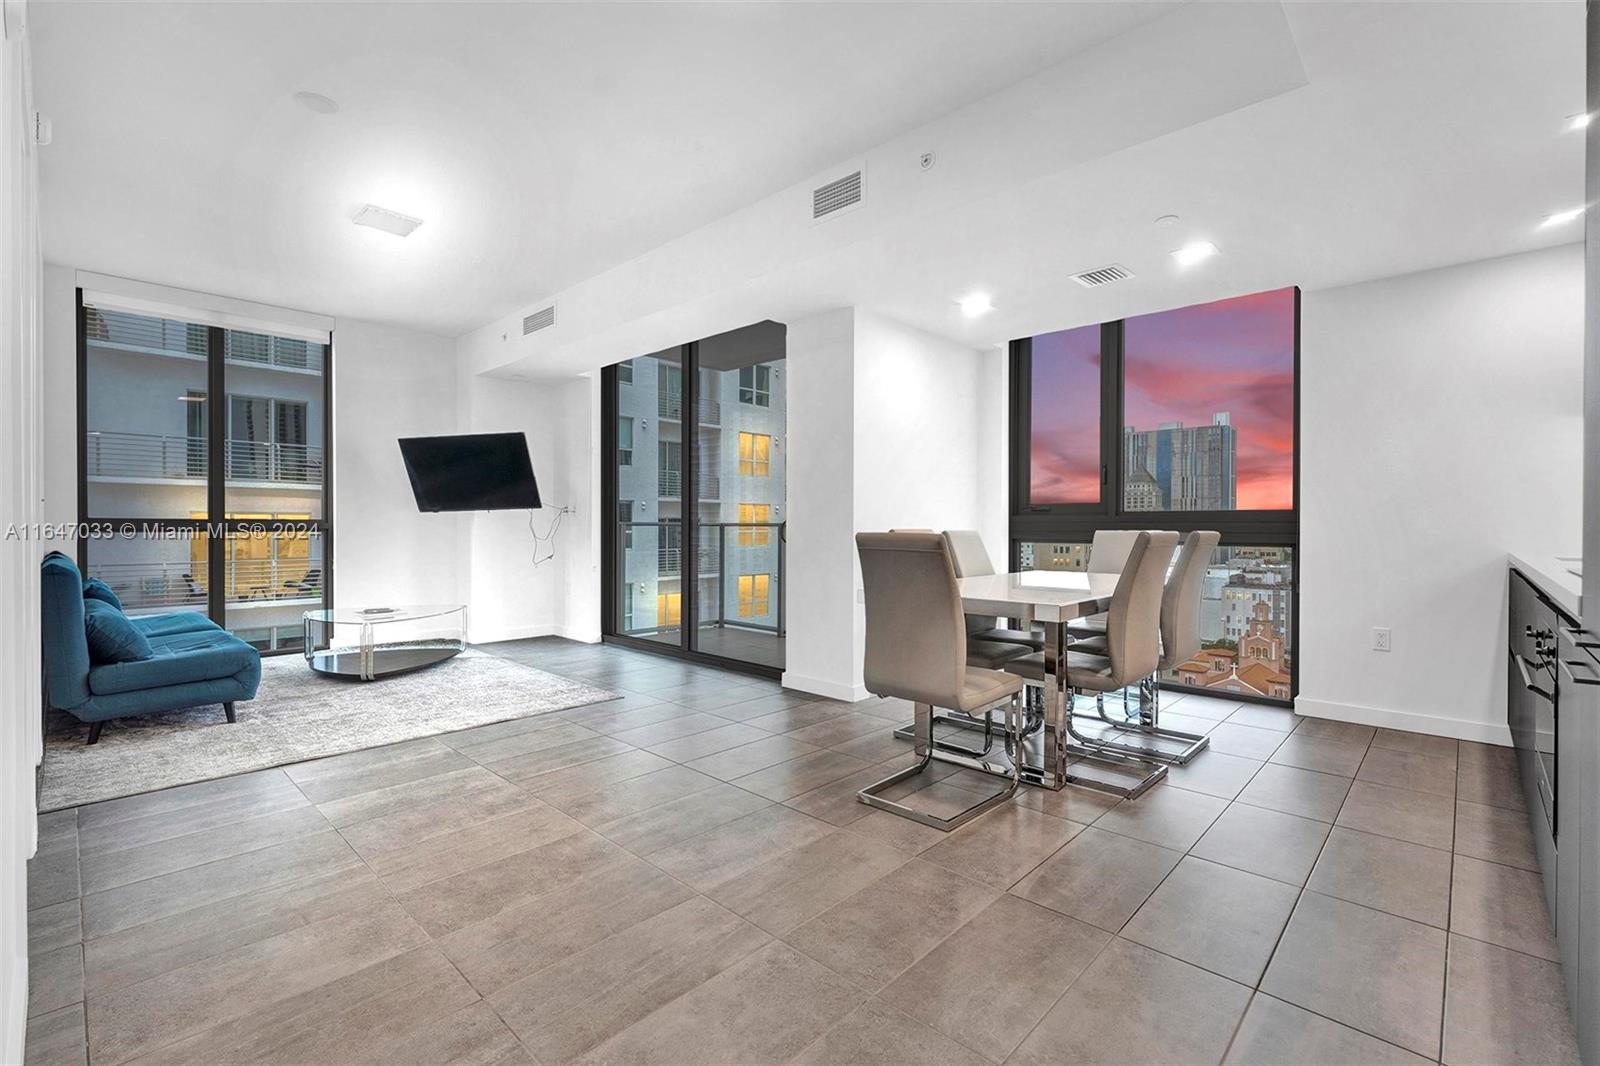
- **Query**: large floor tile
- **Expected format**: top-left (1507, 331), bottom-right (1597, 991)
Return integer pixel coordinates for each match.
top-left (1454, 798), bottom-right (1540, 871)
top-left (1261, 892), bottom-right (1446, 1059)
top-left (780, 759), bottom-right (913, 827)
top-left (321, 767), bottom-right (541, 860)
top-left (610, 711), bottom-right (738, 748)
top-left (1457, 753), bottom-right (1528, 811)
top-left (28, 943), bottom-right (83, 1018)
top-left (280, 737), bottom-right (475, 804)
top-left (781, 713), bottom-right (894, 750)
top-left (472, 734), bottom-right (635, 784)
top-left (744, 703), bottom-right (857, 734)
top-left (360, 800), bottom-right (586, 893)
top-left (1371, 728), bottom-right (1459, 763)
top-left (28, 813), bottom-right (80, 910)
top-left (1450, 853), bottom-right (1557, 961)
top-left (1122, 856), bottom-right (1298, 985)
top-left (543, 764), bottom-right (723, 826)
top-left (441, 855), bottom-right (694, 994)
top-left (784, 859), bottom-right (999, 991)
top-left (645, 805), bottom-right (837, 891)
top-left (578, 941), bottom-right (862, 1065)
top-left (1335, 779), bottom-right (1456, 849)
top-left (24, 1003), bottom-right (87, 1066)
top-left (1224, 993), bottom-right (1433, 1065)
top-left (706, 829), bottom-right (908, 935)
top-left (79, 805), bottom-right (331, 895)
top-left (879, 894), bottom-right (1107, 1062)
top-left (1268, 734), bottom-right (1369, 777)
top-left (1443, 933), bottom-right (1580, 1066)
top-left (1292, 718), bottom-right (1377, 746)
top-left (789, 997), bottom-right (990, 1066)
top-left (513, 748), bottom-right (674, 799)
top-left (1204, 722), bottom-right (1289, 760)
top-left (395, 829), bottom-right (632, 937)
top-left (489, 895), bottom-right (770, 1065)
top-left (917, 802), bottom-right (1083, 890)
top-left (1357, 747), bottom-right (1457, 798)
top-left (1010, 937), bottom-right (1251, 1066)
top-left (1237, 763), bottom-right (1351, 822)
top-left (593, 781), bottom-right (772, 855)
top-left (76, 777), bottom-right (310, 858)
top-left (1094, 783), bottom-right (1228, 850)
top-left (1226, 705), bottom-right (1298, 732)
top-left (28, 899), bottom-right (82, 956)
top-left (683, 735), bottom-right (820, 781)
top-left (1011, 825), bottom-right (1182, 932)
top-left (1163, 750), bottom-right (1264, 800)
top-left (75, 769), bottom-right (295, 831)
top-left (81, 830), bottom-right (361, 940)
top-left (1190, 802), bottom-right (1330, 885)
top-left (731, 749), bottom-right (874, 801)
top-left (642, 721), bottom-right (769, 762)
top-left (1307, 827), bottom-right (1452, 927)
top-left (83, 865), bottom-right (387, 998)
top-left (87, 902), bottom-right (431, 1066)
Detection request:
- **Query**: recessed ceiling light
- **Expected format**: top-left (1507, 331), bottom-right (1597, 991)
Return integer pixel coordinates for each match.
top-left (292, 91), bottom-right (339, 115)
top-left (958, 293), bottom-right (994, 317)
top-left (1172, 241), bottom-right (1219, 267)
top-left (1567, 112), bottom-right (1592, 132)
top-left (353, 203), bottom-right (423, 238)
top-left (1541, 207), bottom-right (1585, 228)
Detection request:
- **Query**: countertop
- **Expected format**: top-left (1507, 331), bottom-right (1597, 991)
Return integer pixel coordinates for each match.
top-left (1509, 552), bottom-right (1583, 619)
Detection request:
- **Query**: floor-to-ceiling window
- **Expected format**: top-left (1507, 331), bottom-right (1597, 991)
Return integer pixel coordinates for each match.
top-left (78, 290), bottom-right (332, 653)
top-left (602, 320), bottom-right (786, 673)
top-left (1012, 286), bottom-right (1297, 703)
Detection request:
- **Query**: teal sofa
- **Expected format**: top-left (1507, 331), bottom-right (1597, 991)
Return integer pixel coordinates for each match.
top-left (41, 552), bottom-right (261, 744)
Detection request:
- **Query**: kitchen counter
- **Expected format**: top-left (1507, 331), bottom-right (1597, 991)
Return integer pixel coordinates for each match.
top-left (1509, 552), bottom-right (1582, 619)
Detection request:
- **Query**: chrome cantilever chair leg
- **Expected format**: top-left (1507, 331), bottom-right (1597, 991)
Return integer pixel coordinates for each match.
top-left (858, 695), bottom-right (1022, 832)
top-left (1083, 676), bottom-right (1210, 764)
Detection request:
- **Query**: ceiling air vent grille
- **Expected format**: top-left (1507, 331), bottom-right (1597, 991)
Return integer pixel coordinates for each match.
top-left (1071, 264), bottom-right (1134, 288)
top-left (812, 170), bottom-right (863, 220)
top-left (522, 306), bottom-right (556, 335)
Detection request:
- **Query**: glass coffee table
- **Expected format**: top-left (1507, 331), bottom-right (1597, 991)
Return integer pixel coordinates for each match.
top-left (304, 604), bottom-right (468, 680)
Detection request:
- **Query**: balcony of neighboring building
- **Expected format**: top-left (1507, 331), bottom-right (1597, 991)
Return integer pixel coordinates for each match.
top-left (85, 307), bottom-right (326, 376)
top-left (84, 432), bottom-right (324, 491)
top-left (657, 391), bottom-right (721, 426)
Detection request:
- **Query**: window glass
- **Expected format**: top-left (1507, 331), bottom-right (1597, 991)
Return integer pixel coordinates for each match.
top-left (1122, 287), bottom-right (1295, 511)
top-left (1027, 324), bottom-right (1101, 505)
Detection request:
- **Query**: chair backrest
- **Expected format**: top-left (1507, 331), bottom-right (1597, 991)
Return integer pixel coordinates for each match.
top-left (857, 532), bottom-right (967, 706)
top-left (1087, 529), bottom-right (1141, 574)
top-left (941, 530), bottom-right (995, 579)
top-left (40, 551), bottom-right (92, 710)
top-left (1101, 530), bottom-right (1180, 685)
top-left (1160, 531), bottom-right (1221, 669)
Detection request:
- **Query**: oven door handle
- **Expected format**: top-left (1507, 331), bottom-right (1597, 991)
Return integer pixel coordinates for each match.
top-left (1517, 652), bottom-right (1555, 699)
top-left (1562, 655), bottom-right (1600, 687)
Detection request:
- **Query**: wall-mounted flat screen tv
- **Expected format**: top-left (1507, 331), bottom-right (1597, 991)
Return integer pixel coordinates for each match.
top-left (398, 432), bottom-right (542, 511)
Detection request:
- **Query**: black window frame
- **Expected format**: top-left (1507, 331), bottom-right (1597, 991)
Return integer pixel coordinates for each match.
top-left (1008, 286), bottom-right (1300, 704)
top-left (76, 287), bottom-right (334, 656)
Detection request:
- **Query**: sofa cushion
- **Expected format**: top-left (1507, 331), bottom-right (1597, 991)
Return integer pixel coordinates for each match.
top-left (83, 599), bottom-right (153, 665)
top-left (82, 577), bottom-right (124, 611)
top-left (88, 629), bottom-right (260, 696)
top-left (131, 611), bottom-right (222, 638)
top-left (41, 553), bottom-right (92, 709)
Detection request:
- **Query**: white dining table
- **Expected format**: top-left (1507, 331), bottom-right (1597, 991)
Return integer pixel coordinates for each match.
top-left (954, 569), bottom-right (1162, 794)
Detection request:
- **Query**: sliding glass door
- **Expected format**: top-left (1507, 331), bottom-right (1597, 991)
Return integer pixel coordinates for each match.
top-left (603, 321), bottom-right (786, 673)
top-left (78, 291), bottom-right (332, 653)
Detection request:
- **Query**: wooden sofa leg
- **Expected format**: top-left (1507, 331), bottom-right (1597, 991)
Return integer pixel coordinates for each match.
top-left (224, 702), bottom-right (237, 724)
top-left (87, 722), bottom-right (102, 745)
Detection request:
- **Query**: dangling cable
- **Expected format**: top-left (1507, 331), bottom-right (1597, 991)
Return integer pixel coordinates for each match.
top-left (528, 506), bottom-right (569, 567)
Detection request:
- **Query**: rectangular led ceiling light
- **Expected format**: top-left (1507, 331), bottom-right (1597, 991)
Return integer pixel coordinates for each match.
top-left (353, 203), bottom-right (423, 237)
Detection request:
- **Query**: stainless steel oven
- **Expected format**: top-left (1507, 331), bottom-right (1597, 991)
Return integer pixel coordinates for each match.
top-left (1511, 570), bottom-right (1559, 838)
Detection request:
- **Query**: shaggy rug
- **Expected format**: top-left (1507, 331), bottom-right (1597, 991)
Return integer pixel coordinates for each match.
top-left (39, 650), bottom-right (619, 811)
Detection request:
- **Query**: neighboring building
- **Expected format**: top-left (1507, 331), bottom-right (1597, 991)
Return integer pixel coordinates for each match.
top-left (615, 354), bottom-right (786, 638)
top-left (1020, 542), bottom-right (1089, 572)
top-left (1175, 599), bottom-right (1292, 699)
top-left (1123, 412), bottom-right (1236, 511)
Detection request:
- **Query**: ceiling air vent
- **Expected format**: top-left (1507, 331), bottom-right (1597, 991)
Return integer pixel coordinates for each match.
top-left (1071, 264), bottom-right (1134, 289)
top-left (522, 306), bottom-right (556, 335)
top-left (812, 170), bottom-right (864, 220)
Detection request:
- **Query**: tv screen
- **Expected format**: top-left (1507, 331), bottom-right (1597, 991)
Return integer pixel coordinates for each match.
top-left (398, 432), bottom-right (543, 512)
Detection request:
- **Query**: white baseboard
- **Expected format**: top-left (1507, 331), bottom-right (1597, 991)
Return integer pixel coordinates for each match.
top-left (781, 671), bottom-right (870, 703)
top-left (4, 953), bottom-right (25, 1066)
top-left (556, 625), bottom-right (602, 644)
top-left (469, 623), bottom-right (559, 645)
top-left (1294, 695), bottom-right (1512, 746)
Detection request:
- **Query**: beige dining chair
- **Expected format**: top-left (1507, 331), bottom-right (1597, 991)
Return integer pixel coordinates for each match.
top-left (1070, 531), bottom-right (1220, 764)
top-left (855, 531), bottom-right (1025, 831)
top-left (942, 530), bottom-right (1042, 659)
top-left (1002, 529), bottom-right (1178, 798)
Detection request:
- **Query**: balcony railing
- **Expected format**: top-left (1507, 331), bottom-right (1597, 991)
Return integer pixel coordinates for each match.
top-left (656, 544), bottom-right (720, 577)
top-left (657, 470), bottom-right (721, 500)
top-left (657, 393), bottom-right (721, 425)
top-left (85, 308), bottom-right (325, 372)
top-left (88, 558), bottom-right (323, 612)
top-left (620, 521), bottom-right (784, 636)
top-left (85, 431), bottom-right (324, 485)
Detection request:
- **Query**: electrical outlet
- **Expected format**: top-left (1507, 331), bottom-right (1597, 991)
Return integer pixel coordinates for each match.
top-left (1372, 627), bottom-right (1391, 653)
top-left (856, 588), bottom-right (865, 605)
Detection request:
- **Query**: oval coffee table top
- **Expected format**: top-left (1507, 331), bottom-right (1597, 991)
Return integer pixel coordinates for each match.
top-left (303, 604), bottom-right (465, 625)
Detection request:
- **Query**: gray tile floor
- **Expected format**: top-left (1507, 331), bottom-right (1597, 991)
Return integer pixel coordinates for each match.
top-left (23, 638), bottom-right (1581, 1065)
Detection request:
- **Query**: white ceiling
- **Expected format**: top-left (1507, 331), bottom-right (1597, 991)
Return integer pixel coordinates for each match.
top-left (29, 0), bottom-right (1179, 336)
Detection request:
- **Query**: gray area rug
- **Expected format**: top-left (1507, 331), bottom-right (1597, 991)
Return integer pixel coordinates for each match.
top-left (39, 650), bottom-right (619, 811)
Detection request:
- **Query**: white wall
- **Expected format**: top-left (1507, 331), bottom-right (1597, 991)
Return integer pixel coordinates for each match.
top-left (781, 308), bottom-right (999, 699)
top-left (1, 2), bottom-right (43, 1056)
top-left (1299, 243), bottom-right (1584, 743)
top-left (332, 319), bottom-right (464, 609)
